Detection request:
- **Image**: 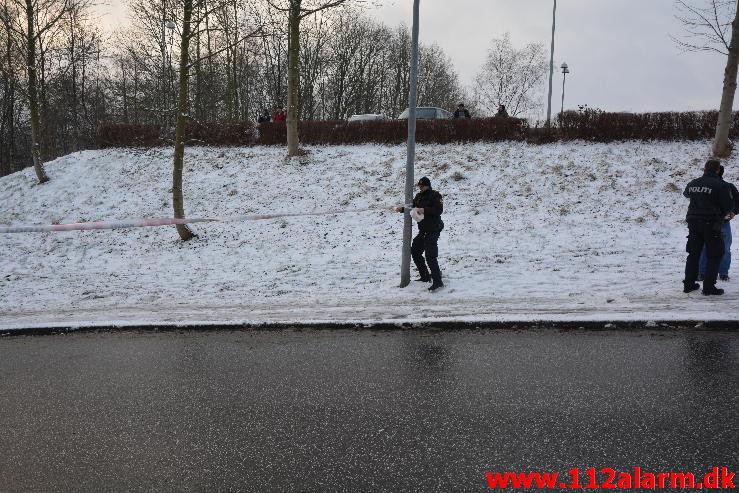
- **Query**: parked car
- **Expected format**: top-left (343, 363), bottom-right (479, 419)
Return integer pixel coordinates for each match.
top-left (397, 107), bottom-right (453, 119)
top-left (348, 113), bottom-right (389, 122)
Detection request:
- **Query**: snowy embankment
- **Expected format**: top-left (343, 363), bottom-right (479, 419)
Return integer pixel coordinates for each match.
top-left (1, 141), bottom-right (737, 329)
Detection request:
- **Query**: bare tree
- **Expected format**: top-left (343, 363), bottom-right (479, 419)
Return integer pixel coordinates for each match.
top-left (168, 0), bottom-right (262, 240)
top-left (473, 33), bottom-right (548, 118)
top-left (171, 0), bottom-right (196, 240)
top-left (675, 0), bottom-right (739, 157)
top-left (674, 0), bottom-right (736, 53)
top-left (0, 0), bottom-right (465, 180)
top-left (417, 43), bottom-right (462, 112)
top-left (265, 0), bottom-right (369, 156)
top-left (1, 0), bottom-right (81, 183)
top-left (0, 2), bottom-right (23, 175)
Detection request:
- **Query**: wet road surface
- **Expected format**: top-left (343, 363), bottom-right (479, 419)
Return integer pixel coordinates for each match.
top-left (0, 327), bottom-right (737, 492)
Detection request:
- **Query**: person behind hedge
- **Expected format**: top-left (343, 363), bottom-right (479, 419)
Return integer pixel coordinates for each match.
top-left (683, 159), bottom-right (735, 295)
top-left (257, 108), bottom-right (271, 123)
top-left (453, 103), bottom-right (470, 119)
top-left (394, 176), bottom-right (445, 292)
top-left (494, 104), bottom-right (509, 118)
top-left (273, 106), bottom-right (286, 122)
top-left (697, 164), bottom-right (739, 282)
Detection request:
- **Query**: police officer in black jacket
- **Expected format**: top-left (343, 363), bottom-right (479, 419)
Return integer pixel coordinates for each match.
top-left (683, 159), bottom-right (735, 295)
top-left (397, 176), bottom-right (445, 291)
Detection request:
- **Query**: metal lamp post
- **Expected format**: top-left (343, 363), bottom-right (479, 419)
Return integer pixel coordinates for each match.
top-left (560, 62), bottom-right (569, 115)
top-left (400, 0), bottom-right (421, 288)
top-left (545, 0), bottom-right (557, 127)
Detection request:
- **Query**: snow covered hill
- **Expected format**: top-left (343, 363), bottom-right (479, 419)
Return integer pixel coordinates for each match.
top-left (1, 141), bottom-right (737, 329)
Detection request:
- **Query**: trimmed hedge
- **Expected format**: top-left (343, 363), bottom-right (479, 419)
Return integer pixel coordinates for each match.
top-left (98, 119), bottom-right (523, 148)
top-left (97, 124), bottom-right (162, 148)
top-left (187, 121), bottom-right (256, 145)
top-left (96, 111), bottom-right (739, 147)
top-left (255, 118), bottom-right (524, 146)
top-left (556, 110), bottom-right (733, 142)
top-left (97, 121), bottom-right (256, 148)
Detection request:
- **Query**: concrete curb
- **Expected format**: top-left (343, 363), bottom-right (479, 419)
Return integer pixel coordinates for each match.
top-left (3, 320), bottom-right (739, 337)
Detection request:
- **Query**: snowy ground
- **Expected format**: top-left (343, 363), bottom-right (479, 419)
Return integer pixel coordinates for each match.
top-left (1, 140), bottom-right (738, 330)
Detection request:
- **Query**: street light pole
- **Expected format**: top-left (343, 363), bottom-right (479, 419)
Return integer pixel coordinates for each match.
top-left (162, 0), bottom-right (167, 127)
top-left (545, 0), bottom-right (557, 127)
top-left (560, 62), bottom-right (569, 115)
top-left (400, 0), bottom-right (420, 288)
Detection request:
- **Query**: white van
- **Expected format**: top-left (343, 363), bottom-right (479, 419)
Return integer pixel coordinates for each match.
top-left (348, 113), bottom-right (389, 122)
top-left (397, 107), bottom-right (453, 119)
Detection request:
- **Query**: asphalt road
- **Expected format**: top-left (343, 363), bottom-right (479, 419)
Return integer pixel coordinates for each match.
top-left (0, 327), bottom-right (737, 492)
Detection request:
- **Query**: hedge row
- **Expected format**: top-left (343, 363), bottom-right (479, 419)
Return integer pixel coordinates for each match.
top-left (96, 111), bottom-right (738, 148)
top-left (255, 118), bottom-right (524, 145)
top-left (97, 121), bottom-right (257, 148)
top-left (97, 123), bottom-right (162, 148)
top-left (97, 118), bottom-right (523, 148)
top-left (556, 110), bottom-right (734, 141)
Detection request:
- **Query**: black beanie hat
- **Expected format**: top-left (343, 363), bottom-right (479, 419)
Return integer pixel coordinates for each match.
top-left (418, 176), bottom-right (431, 187)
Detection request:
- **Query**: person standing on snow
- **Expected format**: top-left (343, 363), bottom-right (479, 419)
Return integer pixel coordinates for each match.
top-left (683, 159), bottom-right (735, 295)
top-left (697, 165), bottom-right (739, 282)
top-left (395, 176), bottom-right (445, 291)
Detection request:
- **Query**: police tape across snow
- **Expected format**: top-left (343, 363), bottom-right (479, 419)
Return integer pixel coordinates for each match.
top-left (0, 203), bottom-right (425, 234)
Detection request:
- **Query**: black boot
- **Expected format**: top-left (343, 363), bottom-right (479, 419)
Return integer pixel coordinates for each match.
top-left (427, 259), bottom-right (443, 292)
top-left (702, 286), bottom-right (725, 295)
top-left (683, 282), bottom-right (700, 293)
top-left (428, 280), bottom-right (444, 292)
top-left (429, 272), bottom-right (444, 293)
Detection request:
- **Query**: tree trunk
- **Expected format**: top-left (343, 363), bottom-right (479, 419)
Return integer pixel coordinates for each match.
top-left (286, 2), bottom-right (301, 156)
top-left (713, 2), bottom-right (739, 158)
top-left (25, 0), bottom-right (49, 183)
top-left (172, 0), bottom-right (194, 241)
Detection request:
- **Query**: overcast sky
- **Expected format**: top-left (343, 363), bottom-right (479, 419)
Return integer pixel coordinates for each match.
top-left (95, 0), bottom-right (727, 114)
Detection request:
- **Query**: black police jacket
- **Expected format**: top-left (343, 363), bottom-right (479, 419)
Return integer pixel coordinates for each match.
top-left (412, 189), bottom-right (444, 232)
top-left (683, 171), bottom-right (733, 221)
top-left (728, 182), bottom-right (739, 215)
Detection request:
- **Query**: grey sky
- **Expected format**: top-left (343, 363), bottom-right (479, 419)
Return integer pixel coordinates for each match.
top-left (95, 0), bottom-right (726, 113)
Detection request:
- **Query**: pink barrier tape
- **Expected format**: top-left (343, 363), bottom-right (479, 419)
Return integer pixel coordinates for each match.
top-left (0, 205), bottom-right (397, 234)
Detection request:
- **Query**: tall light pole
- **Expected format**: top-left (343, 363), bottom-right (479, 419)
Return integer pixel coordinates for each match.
top-left (400, 0), bottom-right (420, 288)
top-left (545, 0), bottom-right (557, 127)
top-left (560, 62), bottom-right (569, 115)
top-left (162, 0), bottom-right (168, 126)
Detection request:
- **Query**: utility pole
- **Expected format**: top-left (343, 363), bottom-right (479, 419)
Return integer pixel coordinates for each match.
top-left (545, 0), bottom-right (556, 127)
top-left (400, 0), bottom-right (420, 288)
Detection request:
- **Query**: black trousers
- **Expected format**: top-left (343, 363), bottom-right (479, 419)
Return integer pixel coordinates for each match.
top-left (411, 231), bottom-right (442, 284)
top-left (685, 218), bottom-right (725, 288)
